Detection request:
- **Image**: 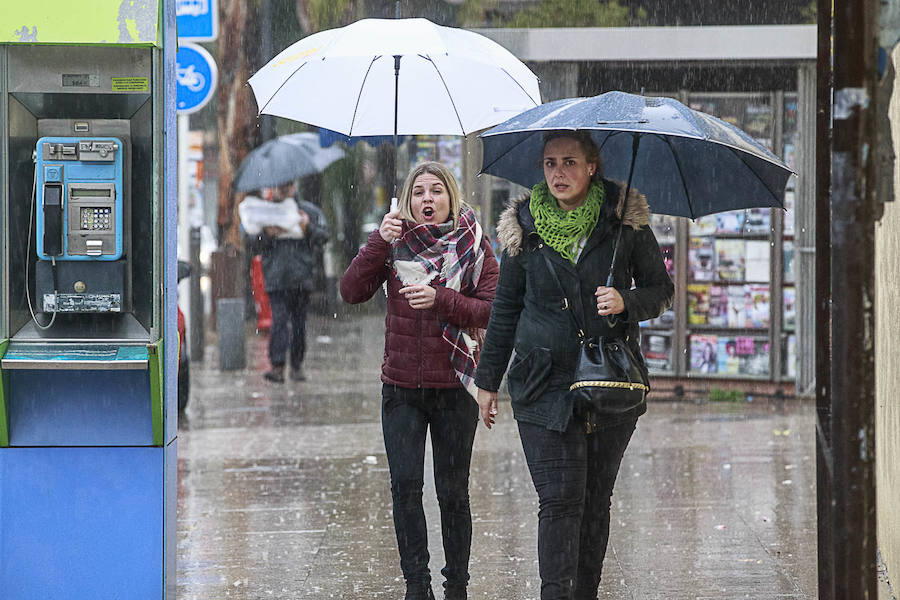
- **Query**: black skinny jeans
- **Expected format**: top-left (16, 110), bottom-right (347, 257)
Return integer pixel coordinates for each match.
top-left (381, 384), bottom-right (479, 593)
top-left (518, 416), bottom-right (637, 600)
top-left (267, 288), bottom-right (309, 370)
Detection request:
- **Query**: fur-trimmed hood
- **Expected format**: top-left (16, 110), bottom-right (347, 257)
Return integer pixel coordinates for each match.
top-left (496, 179), bottom-right (650, 257)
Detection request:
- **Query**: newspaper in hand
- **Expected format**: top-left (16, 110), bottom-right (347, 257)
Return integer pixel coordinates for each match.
top-left (238, 196), bottom-right (305, 238)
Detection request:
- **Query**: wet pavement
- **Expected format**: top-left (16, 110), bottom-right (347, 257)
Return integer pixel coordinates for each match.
top-left (177, 310), bottom-right (816, 599)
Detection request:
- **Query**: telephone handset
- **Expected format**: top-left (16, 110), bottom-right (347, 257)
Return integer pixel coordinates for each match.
top-left (42, 183), bottom-right (63, 256)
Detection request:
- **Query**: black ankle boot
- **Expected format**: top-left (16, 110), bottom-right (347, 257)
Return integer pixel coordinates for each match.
top-left (443, 584), bottom-right (466, 600)
top-left (404, 583), bottom-right (435, 600)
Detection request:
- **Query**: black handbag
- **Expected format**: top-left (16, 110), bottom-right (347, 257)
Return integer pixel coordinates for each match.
top-left (540, 251), bottom-right (649, 419)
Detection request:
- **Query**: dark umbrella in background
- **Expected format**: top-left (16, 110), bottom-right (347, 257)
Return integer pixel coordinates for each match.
top-left (233, 132), bottom-right (345, 192)
top-left (479, 91), bottom-right (795, 219)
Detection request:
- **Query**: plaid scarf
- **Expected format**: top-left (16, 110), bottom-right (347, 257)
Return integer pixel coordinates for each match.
top-left (391, 206), bottom-right (485, 398)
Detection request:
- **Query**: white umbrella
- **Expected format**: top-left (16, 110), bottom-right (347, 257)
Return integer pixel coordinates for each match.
top-left (247, 17), bottom-right (541, 198)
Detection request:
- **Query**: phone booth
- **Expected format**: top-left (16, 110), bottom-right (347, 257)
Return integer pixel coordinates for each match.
top-left (0, 3), bottom-right (178, 598)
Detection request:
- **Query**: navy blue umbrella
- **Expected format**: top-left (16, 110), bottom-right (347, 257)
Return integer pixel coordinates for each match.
top-left (479, 91), bottom-right (794, 219)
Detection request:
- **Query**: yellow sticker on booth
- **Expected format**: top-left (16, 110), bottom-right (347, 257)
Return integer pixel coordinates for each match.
top-left (111, 77), bottom-right (149, 92)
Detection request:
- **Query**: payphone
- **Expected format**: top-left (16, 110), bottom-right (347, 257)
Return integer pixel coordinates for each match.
top-left (32, 135), bottom-right (126, 315)
top-left (1, 20), bottom-right (178, 597)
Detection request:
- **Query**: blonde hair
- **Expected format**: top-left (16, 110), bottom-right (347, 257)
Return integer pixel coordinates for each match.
top-left (398, 162), bottom-right (462, 228)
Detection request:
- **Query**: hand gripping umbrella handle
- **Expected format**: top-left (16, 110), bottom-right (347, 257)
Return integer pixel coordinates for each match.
top-left (605, 133), bottom-right (640, 328)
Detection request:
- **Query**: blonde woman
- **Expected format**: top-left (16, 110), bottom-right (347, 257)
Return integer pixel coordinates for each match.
top-left (341, 162), bottom-right (499, 600)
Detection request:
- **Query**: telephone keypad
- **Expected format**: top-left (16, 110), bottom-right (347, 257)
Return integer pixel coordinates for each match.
top-left (81, 207), bottom-right (112, 231)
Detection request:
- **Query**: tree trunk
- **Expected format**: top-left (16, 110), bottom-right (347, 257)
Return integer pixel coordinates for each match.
top-left (216, 0), bottom-right (261, 248)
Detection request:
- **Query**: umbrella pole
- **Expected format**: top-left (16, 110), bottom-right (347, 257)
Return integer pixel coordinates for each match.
top-left (606, 133), bottom-right (641, 287)
top-left (604, 133), bottom-right (640, 328)
top-left (391, 54), bottom-right (401, 211)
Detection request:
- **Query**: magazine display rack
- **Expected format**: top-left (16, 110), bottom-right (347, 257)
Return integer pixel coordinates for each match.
top-left (639, 91), bottom-right (797, 382)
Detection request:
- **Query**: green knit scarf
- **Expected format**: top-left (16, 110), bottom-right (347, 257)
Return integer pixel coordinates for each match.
top-left (530, 181), bottom-right (604, 263)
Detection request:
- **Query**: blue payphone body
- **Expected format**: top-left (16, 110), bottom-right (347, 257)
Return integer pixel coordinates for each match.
top-left (35, 136), bottom-right (125, 261)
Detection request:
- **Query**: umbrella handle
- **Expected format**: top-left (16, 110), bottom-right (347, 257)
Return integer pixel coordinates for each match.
top-left (605, 133), bottom-right (640, 328)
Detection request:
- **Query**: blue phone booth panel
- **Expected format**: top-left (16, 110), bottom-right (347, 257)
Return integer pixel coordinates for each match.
top-left (7, 369), bottom-right (153, 446)
top-left (0, 447), bottom-right (164, 599)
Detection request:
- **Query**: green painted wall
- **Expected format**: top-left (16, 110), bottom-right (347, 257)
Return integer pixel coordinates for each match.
top-left (4, 0), bottom-right (160, 46)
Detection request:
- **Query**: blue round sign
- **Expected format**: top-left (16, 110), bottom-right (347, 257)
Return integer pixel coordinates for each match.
top-left (176, 43), bottom-right (217, 114)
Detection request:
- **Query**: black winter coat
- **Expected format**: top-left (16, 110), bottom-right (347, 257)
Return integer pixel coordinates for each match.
top-left (474, 179), bottom-right (674, 432)
top-left (254, 199), bottom-right (329, 293)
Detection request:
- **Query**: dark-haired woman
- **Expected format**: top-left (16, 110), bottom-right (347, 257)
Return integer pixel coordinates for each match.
top-left (475, 131), bottom-right (674, 600)
top-left (341, 162), bottom-right (499, 600)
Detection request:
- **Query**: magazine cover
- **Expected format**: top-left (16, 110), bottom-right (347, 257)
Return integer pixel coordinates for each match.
top-left (785, 334), bottom-right (797, 378)
top-left (783, 286), bottom-right (796, 330)
top-left (747, 284), bottom-right (771, 328)
top-left (717, 336), bottom-right (740, 374)
top-left (715, 211), bottom-right (746, 234)
top-left (689, 237), bottom-right (716, 281)
top-left (690, 334), bottom-right (718, 373)
top-left (783, 189), bottom-right (795, 235)
top-left (744, 240), bottom-right (770, 282)
top-left (745, 208), bottom-right (771, 234)
top-left (650, 213), bottom-right (678, 242)
top-left (708, 285), bottom-right (729, 327)
top-left (687, 284), bottom-right (711, 325)
top-left (691, 215), bottom-right (717, 236)
top-left (642, 333), bottom-right (673, 371)
top-left (659, 242), bottom-right (675, 279)
top-left (784, 240), bottom-right (796, 283)
top-left (643, 308), bottom-right (676, 328)
top-left (736, 337), bottom-right (769, 376)
top-left (727, 285), bottom-right (749, 328)
top-left (716, 239), bottom-right (746, 281)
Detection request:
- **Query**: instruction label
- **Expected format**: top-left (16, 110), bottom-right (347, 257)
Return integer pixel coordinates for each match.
top-left (111, 77), bottom-right (149, 92)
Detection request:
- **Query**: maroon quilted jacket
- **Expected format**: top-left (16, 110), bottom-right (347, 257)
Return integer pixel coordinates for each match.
top-left (340, 229), bottom-right (499, 389)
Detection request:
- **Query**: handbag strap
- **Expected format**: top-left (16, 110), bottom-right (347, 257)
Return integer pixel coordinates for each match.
top-left (540, 135), bottom-right (640, 336)
top-left (539, 249), bottom-right (587, 340)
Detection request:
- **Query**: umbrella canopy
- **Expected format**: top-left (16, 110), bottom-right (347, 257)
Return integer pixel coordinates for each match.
top-left (247, 18), bottom-right (541, 138)
top-left (233, 132), bottom-right (345, 192)
top-left (479, 91), bottom-right (794, 219)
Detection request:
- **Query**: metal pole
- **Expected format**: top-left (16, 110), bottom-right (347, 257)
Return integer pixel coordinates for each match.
top-left (189, 226), bottom-right (204, 361)
top-left (824, 0), bottom-right (879, 597)
top-left (392, 54), bottom-right (401, 203)
top-left (815, 2), bottom-right (835, 595)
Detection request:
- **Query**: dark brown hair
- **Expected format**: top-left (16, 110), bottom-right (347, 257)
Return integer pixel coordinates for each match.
top-left (542, 130), bottom-right (603, 182)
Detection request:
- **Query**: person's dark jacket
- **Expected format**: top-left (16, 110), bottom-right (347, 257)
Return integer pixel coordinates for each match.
top-left (256, 199), bottom-right (329, 293)
top-left (340, 226), bottom-right (499, 390)
top-left (474, 179), bottom-right (674, 432)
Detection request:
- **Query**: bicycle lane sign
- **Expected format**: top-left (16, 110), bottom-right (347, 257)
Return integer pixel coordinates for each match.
top-left (176, 43), bottom-right (217, 115)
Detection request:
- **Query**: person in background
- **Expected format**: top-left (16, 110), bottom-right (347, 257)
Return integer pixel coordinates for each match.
top-left (246, 180), bottom-right (329, 383)
top-left (340, 162), bottom-right (499, 600)
top-left (475, 131), bottom-right (674, 600)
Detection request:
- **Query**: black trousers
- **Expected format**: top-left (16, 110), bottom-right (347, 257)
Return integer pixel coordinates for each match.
top-left (518, 416), bottom-right (637, 600)
top-left (267, 288), bottom-right (309, 370)
top-left (381, 384), bottom-right (479, 593)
